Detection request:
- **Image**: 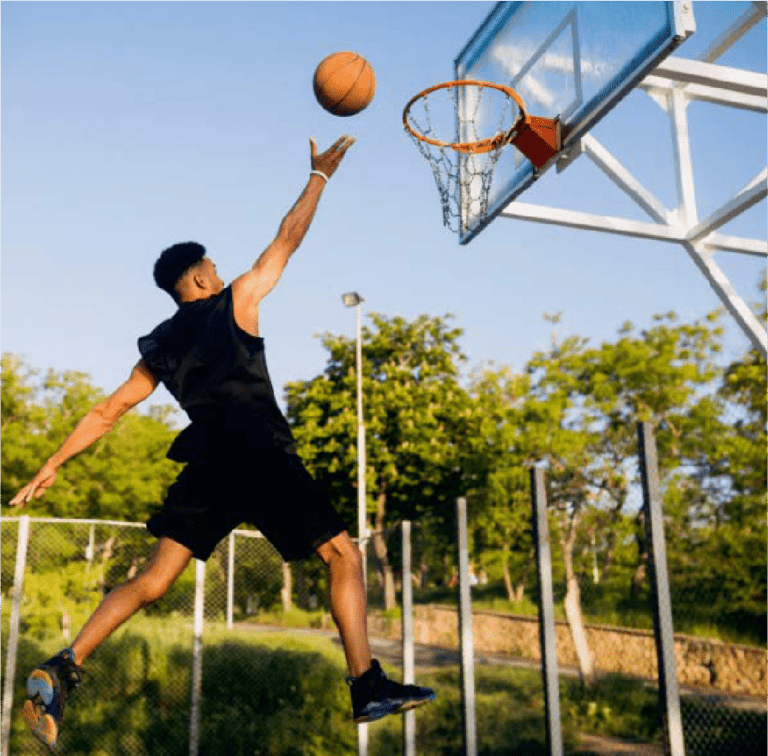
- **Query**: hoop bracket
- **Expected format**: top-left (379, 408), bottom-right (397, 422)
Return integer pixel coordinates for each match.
top-left (511, 116), bottom-right (562, 169)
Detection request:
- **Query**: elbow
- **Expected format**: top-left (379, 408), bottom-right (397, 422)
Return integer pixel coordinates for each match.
top-left (91, 401), bottom-right (123, 430)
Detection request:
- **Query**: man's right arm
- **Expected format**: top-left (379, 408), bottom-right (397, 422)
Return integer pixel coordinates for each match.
top-left (232, 135), bottom-right (355, 335)
top-left (8, 360), bottom-right (159, 507)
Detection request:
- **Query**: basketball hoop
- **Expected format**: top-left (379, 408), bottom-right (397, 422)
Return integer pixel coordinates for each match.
top-left (403, 80), bottom-right (561, 234)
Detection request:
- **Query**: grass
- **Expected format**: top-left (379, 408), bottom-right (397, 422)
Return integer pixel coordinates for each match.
top-left (6, 614), bottom-right (764, 756)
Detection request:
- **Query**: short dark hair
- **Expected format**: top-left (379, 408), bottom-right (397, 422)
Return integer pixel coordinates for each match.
top-left (153, 242), bottom-right (206, 299)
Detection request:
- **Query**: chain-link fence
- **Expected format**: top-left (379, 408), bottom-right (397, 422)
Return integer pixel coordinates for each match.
top-left (458, 420), bottom-right (766, 756)
top-left (1, 520), bottom-right (394, 756)
top-left (3, 441), bottom-right (764, 756)
top-left (1, 517), bottom-right (196, 756)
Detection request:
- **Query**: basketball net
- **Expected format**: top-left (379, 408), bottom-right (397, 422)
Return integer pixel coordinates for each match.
top-left (404, 82), bottom-right (522, 235)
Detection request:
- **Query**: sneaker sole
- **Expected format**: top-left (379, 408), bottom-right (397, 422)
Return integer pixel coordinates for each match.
top-left (27, 669), bottom-right (55, 705)
top-left (22, 698), bottom-right (59, 752)
top-left (354, 694), bottom-right (435, 723)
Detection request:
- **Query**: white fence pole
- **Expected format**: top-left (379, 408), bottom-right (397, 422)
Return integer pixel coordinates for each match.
top-left (638, 422), bottom-right (686, 756)
top-left (456, 497), bottom-right (477, 756)
top-left (530, 467), bottom-right (564, 756)
top-left (189, 559), bottom-right (205, 756)
top-left (1, 515), bottom-right (31, 756)
top-left (402, 521), bottom-right (416, 756)
top-left (227, 532), bottom-right (235, 630)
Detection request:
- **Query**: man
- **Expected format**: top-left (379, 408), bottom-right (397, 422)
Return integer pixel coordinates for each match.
top-left (11, 135), bottom-right (434, 752)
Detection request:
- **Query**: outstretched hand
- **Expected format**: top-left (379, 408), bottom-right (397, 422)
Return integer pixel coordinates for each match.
top-left (9, 463), bottom-right (58, 507)
top-left (310, 135), bottom-right (356, 181)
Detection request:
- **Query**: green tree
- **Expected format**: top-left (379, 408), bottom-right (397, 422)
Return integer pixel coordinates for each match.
top-left (525, 326), bottom-right (597, 683)
top-left (285, 314), bottom-right (472, 609)
top-left (466, 365), bottom-right (534, 602)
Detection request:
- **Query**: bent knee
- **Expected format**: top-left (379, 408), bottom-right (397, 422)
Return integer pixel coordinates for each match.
top-left (317, 531), bottom-right (362, 569)
top-left (135, 571), bottom-right (173, 606)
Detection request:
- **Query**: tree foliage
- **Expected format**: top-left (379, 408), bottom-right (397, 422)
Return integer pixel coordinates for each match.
top-left (285, 313), bottom-right (472, 607)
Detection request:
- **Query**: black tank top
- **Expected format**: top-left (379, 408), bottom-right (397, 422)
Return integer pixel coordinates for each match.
top-left (138, 286), bottom-right (296, 461)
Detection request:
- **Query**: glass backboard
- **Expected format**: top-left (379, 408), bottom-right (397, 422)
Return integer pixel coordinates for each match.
top-left (455, 1), bottom-right (695, 243)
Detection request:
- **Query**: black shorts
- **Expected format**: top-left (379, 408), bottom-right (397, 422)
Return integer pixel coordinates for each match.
top-left (146, 451), bottom-right (347, 562)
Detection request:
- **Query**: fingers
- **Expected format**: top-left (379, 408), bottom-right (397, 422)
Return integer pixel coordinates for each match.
top-left (9, 470), bottom-right (54, 507)
top-left (309, 137), bottom-right (317, 160)
top-left (331, 135), bottom-right (355, 157)
top-left (9, 485), bottom-right (31, 508)
top-left (330, 134), bottom-right (355, 151)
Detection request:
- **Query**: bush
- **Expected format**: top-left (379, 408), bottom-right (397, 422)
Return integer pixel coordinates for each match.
top-left (198, 641), bottom-right (355, 756)
top-left (369, 666), bottom-right (579, 756)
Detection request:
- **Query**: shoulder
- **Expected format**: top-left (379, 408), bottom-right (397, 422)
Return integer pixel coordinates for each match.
top-left (230, 277), bottom-right (261, 337)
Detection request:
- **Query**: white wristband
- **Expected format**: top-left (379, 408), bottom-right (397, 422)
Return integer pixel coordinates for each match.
top-left (310, 169), bottom-right (330, 183)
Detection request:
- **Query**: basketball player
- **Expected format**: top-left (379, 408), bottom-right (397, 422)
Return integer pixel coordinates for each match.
top-left (11, 135), bottom-right (434, 751)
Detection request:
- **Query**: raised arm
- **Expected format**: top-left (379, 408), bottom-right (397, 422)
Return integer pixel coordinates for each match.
top-left (232, 135), bottom-right (355, 334)
top-left (8, 360), bottom-right (159, 507)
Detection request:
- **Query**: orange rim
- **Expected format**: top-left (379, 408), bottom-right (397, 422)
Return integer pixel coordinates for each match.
top-left (403, 80), bottom-right (529, 154)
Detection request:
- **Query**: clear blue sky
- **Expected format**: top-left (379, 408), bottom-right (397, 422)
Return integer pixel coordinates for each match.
top-left (2, 1), bottom-right (766, 421)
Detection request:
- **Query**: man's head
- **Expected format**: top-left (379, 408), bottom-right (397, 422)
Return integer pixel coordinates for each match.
top-left (153, 242), bottom-right (225, 303)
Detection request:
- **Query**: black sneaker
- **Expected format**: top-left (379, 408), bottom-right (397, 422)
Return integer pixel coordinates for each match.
top-left (23, 648), bottom-right (83, 752)
top-left (347, 659), bottom-right (435, 723)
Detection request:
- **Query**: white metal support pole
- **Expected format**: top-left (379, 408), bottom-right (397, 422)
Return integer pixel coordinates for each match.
top-left (456, 497), bottom-right (477, 756)
top-left (1, 515), bottom-right (31, 756)
top-left (355, 301), bottom-right (367, 586)
top-left (189, 559), bottom-right (205, 756)
top-left (638, 423), bottom-right (686, 756)
top-left (226, 532), bottom-right (235, 630)
top-left (354, 300), bottom-right (369, 756)
top-left (402, 521), bottom-right (416, 756)
top-left (669, 87), bottom-right (698, 229)
top-left (530, 469), bottom-right (564, 756)
top-left (683, 241), bottom-right (767, 355)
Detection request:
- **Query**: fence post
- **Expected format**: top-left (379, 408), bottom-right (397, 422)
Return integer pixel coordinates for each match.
top-left (227, 532), bottom-right (235, 630)
top-left (189, 559), bottom-right (205, 756)
top-left (1, 515), bottom-right (31, 756)
top-left (456, 496), bottom-right (477, 756)
top-left (402, 520), bottom-right (416, 756)
top-left (637, 422), bottom-right (686, 756)
top-left (530, 467), bottom-right (564, 756)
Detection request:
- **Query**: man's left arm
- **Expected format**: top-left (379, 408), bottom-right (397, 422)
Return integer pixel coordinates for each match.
top-left (8, 360), bottom-right (159, 507)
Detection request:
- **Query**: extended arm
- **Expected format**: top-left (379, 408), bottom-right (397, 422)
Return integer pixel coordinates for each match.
top-left (8, 360), bottom-right (159, 506)
top-left (232, 135), bottom-right (355, 332)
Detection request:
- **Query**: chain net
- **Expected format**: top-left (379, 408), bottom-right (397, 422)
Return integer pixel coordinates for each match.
top-left (404, 82), bottom-right (521, 234)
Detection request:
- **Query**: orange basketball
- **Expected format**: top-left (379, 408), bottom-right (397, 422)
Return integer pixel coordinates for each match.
top-left (313, 51), bottom-right (376, 117)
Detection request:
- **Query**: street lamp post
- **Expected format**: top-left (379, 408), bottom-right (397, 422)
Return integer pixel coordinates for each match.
top-left (341, 292), bottom-right (367, 583)
top-left (342, 291), bottom-right (368, 756)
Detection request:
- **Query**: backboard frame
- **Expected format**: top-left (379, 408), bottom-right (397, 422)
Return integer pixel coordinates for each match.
top-left (455, 1), bottom-right (696, 244)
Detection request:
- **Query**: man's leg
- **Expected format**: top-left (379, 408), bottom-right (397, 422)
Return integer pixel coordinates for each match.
top-left (316, 530), bottom-right (435, 723)
top-left (71, 536), bottom-right (193, 665)
top-left (24, 537), bottom-right (193, 750)
top-left (316, 531), bottom-right (371, 677)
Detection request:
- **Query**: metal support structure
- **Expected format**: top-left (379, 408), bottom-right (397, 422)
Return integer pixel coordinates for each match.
top-left (530, 469), bottom-right (564, 756)
top-left (402, 521), bottom-right (416, 756)
top-left (189, 559), bottom-right (206, 756)
top-left (456, 497), bottom-right (477, 756)
top-left (501, 4), bottom-right (767, 356)
top-left (637, 423), bottom-right (686, 756)
top-left (1, 515), bottom-right (31, 756)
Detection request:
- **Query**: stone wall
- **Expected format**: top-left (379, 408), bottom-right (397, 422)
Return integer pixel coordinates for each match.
top-left (367, 605), bottom-right (766, 698)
